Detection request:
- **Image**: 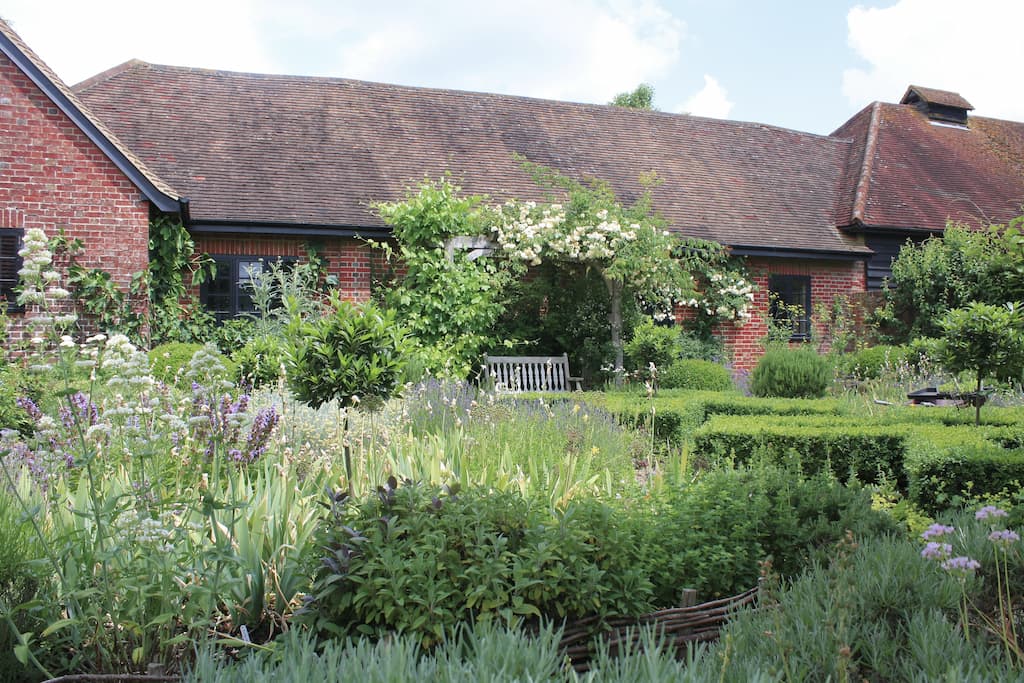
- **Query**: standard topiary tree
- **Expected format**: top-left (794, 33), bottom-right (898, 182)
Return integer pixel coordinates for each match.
top-left (749, 347), bottom-right (832, 399)
top-left (938, 302), bottom-right (1024, 426)
top-left (286, 294), bottom-right (409, 494)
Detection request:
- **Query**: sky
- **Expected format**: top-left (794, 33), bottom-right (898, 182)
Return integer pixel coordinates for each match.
top-left (2, 0), bottom-right (1023, 135)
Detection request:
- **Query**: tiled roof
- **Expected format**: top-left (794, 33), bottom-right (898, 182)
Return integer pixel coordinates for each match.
top-left (74, 61), bottom-right (866, 255)
top-left (0, 19), bottom-right (180, 205)
top-left (831, 101), bottom-right (1024, 230)
top-left (901, 85), bottom-right (973, 111)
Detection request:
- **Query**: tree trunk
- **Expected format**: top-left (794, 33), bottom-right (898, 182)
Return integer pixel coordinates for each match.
top-left (603, 273), bottom-right (625, 387)
top-left (975, 373), bottom-right (982, 427)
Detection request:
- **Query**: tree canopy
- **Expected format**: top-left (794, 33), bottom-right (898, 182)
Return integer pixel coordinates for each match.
top-left (610, 83), bottom-right (656, 110)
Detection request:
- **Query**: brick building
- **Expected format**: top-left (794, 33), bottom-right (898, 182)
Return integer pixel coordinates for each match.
top-left (3, 18), bottom-right (1024, 366)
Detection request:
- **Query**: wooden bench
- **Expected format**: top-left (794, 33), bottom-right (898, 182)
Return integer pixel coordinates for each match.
top-left (483, 354), bottom-right (583, 392)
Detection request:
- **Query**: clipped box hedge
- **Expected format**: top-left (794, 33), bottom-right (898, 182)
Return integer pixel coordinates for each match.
top-left (588, 391), bottom-right (844, 445)
top-left (903, 425), bottom-right (1024, 512)
top-left (692, 414), bottom-right (907, 486)
top-left (691, 413), bottom-right (1024, 512)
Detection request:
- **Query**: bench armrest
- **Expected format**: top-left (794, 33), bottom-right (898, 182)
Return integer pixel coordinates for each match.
top-left (569, 376), bottom-right (584, 392)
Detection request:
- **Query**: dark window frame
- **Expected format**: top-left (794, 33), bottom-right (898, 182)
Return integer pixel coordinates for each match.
top-left (200, 255), bottom-right (297, 322)
top-left (0, 228), bottom-right (24, 313)
top-left (768, 274), bottom-right (812, 341)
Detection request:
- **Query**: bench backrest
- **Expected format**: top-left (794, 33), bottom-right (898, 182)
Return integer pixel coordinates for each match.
top-left (484, 354), bottom-right (572, 392)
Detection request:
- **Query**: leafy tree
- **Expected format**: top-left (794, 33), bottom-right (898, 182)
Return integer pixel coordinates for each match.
top-left (939, 302), bottom-right (1024, 425)
top-left (286, 294), bottom-right (409, 493)
top-left (874, 222), bottom-right (1024, 343)
top-left (610, 83), bottom-right (656, 110)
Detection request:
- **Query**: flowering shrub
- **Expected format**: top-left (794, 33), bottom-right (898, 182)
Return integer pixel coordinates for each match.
top-left (490, 161), bottom-right (754, 379)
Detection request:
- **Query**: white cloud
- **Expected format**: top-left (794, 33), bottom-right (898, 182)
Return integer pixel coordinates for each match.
top-left (677, 74), bottom-right (733, 119)
top-left (267, 0), bottom-right (686, 104)
top-left (843, 0), bottom-right (1024, 121)
top-left (2, 1), bottom-right (685, 103)
top-left (3, 0), bottom-right (277, 85)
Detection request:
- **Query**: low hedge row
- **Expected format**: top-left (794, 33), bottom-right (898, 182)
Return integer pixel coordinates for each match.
top-left (692, 414), bottom-right (1024, 512)
top-left (588, 391), bottom-right (844, 445)
top-left (692, 415), bottom-right (907, 486)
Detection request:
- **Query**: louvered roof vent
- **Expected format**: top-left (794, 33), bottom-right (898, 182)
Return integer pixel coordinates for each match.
top-left (900, 85), bottom-right (973, 126)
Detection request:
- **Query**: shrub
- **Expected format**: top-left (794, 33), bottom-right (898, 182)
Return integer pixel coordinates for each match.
top-left (212, 317), bottom-right (257, 356)
top-left (148, 342), bottom-right (205, 384)
top-left (692, 414), bottom-right (907, 486)
top-left (590, 391), bottom-right (844, 446)
top-left (749, 346), bottom-right (831, 398)
top-left (233, 335), bottom-right (287, 389)
top-left (302, 481), bottom-right (654, 645)
top-left (624, 318), bottom-right (679, 373)
top-left (659, 359), bottom-right (733, 391)
top-left (706, 535), bottom-right (1010, 680)
top-left (676, 330), bottom-right (724, 361)
top-left (838, 344), bottom-right (910, 379)
top-left (644, 464), bottom-right (894, 604)
top-left (149, 342), bottom-right (235, 385)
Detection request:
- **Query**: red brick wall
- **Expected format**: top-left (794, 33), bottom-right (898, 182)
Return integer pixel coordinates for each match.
top-left (718, 257), bottom-right (866, 369)
top-left (0, 53), bottom-right (150, 342)
top-left (192, 234), bottom-right (381, 301)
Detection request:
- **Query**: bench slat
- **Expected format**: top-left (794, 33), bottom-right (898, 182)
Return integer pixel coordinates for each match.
top-left (483, 354), bottom-right (582, 393)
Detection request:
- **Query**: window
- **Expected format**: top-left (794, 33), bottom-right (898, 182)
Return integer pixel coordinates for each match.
top-left (768, 275), bottom-right (811, 341)
top-left (201, 256), bottom-right (296, 321)
top-left (0, 229), bottom-right (23, 312)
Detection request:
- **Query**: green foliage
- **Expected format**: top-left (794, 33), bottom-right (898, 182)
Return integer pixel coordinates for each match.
top-left (0, 364), bottom-right (38, 434)
top-left (659, 359), bottom-right (733, 391)
top-left (904, 424), bottom-right (1024, 512)
top-left (495, 159), bottom-right (701, 379)
top-left (233, 335), bottom-right (287, 390)
top-left (707, 534), bottom-right (1013, 681)
top-left (939, 302), bottom-right (1024, 425)
top-left (493, 263), bottom-right (639, 384)
top-left (211, 318), bottom-right (257, 356)
top-left (940, 303), bottom-right (1024, 383)
top-left (676, 329), bottom-right (725, 361)
top-left (147, 215), bottom-right (216, 345)
top-left (692, 414), bottom-right (907, 485)
top-left (65, 260), bottom-right (147, 340)
top-left (148, 342), bottom-right (206, 384)
top-left (373, 177), bottom-right (512, 377)
top-left (645, 464), bottom-right (893, 604)
top-left (610, 83), bottom-right (656, 110)
top-left (749, 346), bottom-right (832, 399)
top-left (874, 222), bottom-right (1024, 343)
top-left (0, 485), bottom-right (45, 682)
top-left (623, 318), bottom-right (679, 373)
top-left (302, 481), bottom-right (655, 646)
top-left (591, 390), bottom-right (843, 446)
top-left (837, 344), bottom-right (913, 379)
top-left (286, 295), bottom-right (409, 411)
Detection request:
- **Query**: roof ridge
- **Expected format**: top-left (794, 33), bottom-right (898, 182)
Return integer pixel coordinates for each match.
top-left (72, 58), bottom-right (148, 92)
top-left (0, 19), bottom-right (180, 206)
top-left (121, 61), bottom-right (847, 140)
top-left (852, 102), bottom-right (881, 222)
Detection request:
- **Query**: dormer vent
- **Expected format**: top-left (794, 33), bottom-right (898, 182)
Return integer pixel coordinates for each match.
top-left (900, 85), bottom-right (973, 126)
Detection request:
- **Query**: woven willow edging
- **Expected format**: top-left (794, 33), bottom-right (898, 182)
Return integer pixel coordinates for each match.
top-left (559, 586), bottom-right (760, 671)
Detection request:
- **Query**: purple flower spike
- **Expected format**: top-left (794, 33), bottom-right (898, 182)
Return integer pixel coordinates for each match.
top-left (921, 524), bottom-right (955, 540)
top-left (921, 542), bottom-right (953, 561)
top-left (988, 530), bottom-right (1020, 546)
top-left (976, 505), bottom-right (1008, 521)
top-left (941, 556), bottom-right (981, 575)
